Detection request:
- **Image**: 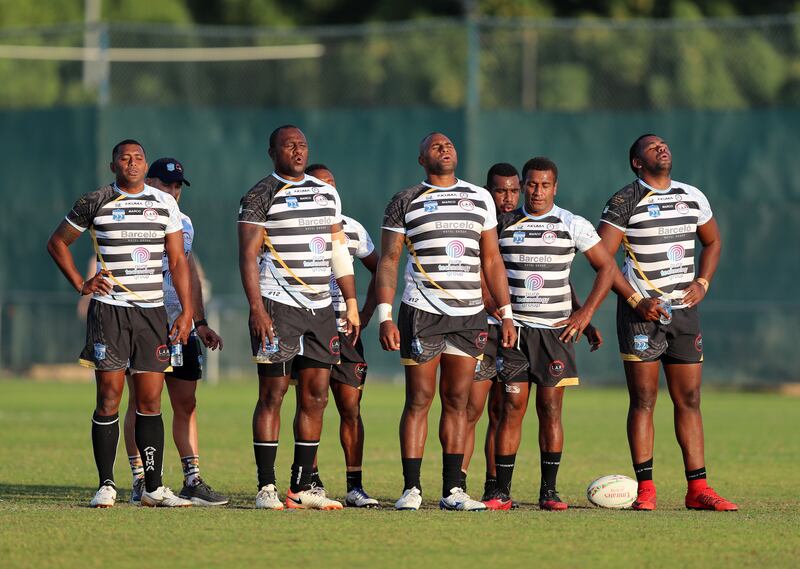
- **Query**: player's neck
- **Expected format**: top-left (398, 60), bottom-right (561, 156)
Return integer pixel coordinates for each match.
top-left (639, 172), bottom-right (671, 191)
top-left (425, 173), bottom-right (457, 188)
top-left (115, 180), bottom-right (145, 194)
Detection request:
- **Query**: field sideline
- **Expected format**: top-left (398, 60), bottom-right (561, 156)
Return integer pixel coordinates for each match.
top-left (0, 379), bottom-right (797, 568)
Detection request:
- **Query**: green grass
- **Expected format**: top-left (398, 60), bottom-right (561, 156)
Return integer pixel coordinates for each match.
top-left (0, 379), bottom-right (798, 568)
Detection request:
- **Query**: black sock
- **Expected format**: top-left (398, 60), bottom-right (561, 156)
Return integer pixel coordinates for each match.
top-left (442, 453), bottom-right (464, 496)
top-left (495, 454), bottom-right (516, 495)
top-left (254, 440), bottom-right (278, 489)
top-left (346, 470), bottom-right (363, 492)
top-left (402, 457), bottom-right (422, 491)
top-left (91, 412), bottom-right (119, 488)
top-left (540, 451), bottom-right (562, 494)
top-left (484, 474), bottom-right (497, 496)
top-left (290, 440), bottom-right (319, 492)
top-left (460, 470), bottom-right (468, 492)
top-left (685, 467), bottom-right (707, 481)
top-left (135, 412), bottom-right (164, 493)
top-left (634, 458), bottom-right (654, 482)
top-left (311, 467), bottom-right (325, 489)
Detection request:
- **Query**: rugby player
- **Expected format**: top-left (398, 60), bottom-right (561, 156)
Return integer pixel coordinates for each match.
top-left (123, 157), bottom-right (228, 507)
top-left (596, 134), bottom-right (737, 511)
top-left (238, 126), bottom-right (360, 510)
top-left (289, 163), bottom-right (380, 508)
top-left (47, 140), bottom-right (193, 507)
top-left (377, 133), bottom-right (517, 511)
top-left (491, 157), bottom-right (615, 511)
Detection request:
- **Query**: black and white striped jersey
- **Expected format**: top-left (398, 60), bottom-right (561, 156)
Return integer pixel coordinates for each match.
top-left (162, 212), bottom-right (193, 324)
top-left (238, 172), bottom-right (342, 310)
top-left (328, 215), bottom-right (374, 328)
top-left (600, 178), bottom-right (712, 308)
top-left (498, 205), bottom-right (601, 328)
top-left (65, 184), bottom-right (183, 308)
top-left (382, 179), bottom-right (497, 317)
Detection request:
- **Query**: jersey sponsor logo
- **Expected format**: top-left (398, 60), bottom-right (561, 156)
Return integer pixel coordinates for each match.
top-left (354, 363), bottom-right (367, 380)
top-left (424, 200), bottom-right (438, 212)
top-left (434, 220), bottom-right (475, 230)
top-left (299, 216), bottom-right (332, 226)
top-left (286, 197), bottom-right (299, 208)
top-left (633, 334), bottom-right (649, 352)
top-left (647, 204), bottom-right (661, 217)
top-left (513, 231), bottom-right (525, 244)
top-left (548, 360), bottom-right (565, 378)
top-left (445, 240), bottom-right (466, 259)
top-left (94, 343), bottom-right (107, 361)
top-left (542, 231), bottom-right (557, 244)
top-left (112, 208), bottom-right (125, 221)
top-left (121, 230), bottom-right (160, 239)
top-left (475, 331), bottom-right (489, 350)
top-left (329, 274), bottom-right (339, 292)
top-left (695, 334), bottom-right (703, 351)
top-left (667, 244), bottom-right (685, 262)
top-left (131, 247), bottom-right (151, 265)
top-left (309, 236), bottom-right (327, 256)
top-left (519, 254), bottom-right (552, 263)
top-left (658, 224), bottom-right (692, 235)
top-left (329, 336), bottom-right (341, 355)
top-left (459, 199), bottom-right (475, 211)
top-left (525, 274), bottom-right (545, 291)
top-left (156, 344), bottom-right (170, 362)
top-left (143, 208), bottom-right (159, 221)
top-left (676, 202), bottom-right (690, 214)
top-left (314, 194), bottom-right (329, 206)
top-left (145, 201), bottom-right (154, 207)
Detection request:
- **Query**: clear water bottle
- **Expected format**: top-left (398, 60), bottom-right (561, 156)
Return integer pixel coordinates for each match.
top-left (170, 343), bottom-right (183, 367)
top-left (255, 336), bottom-right (280, 363)
top-left (658, 297), bottom-right (673, 325)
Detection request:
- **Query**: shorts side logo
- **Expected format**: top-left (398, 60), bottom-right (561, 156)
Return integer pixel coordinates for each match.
top-left (549, 360), bottom-right (565, 378)
top-left (156, 344), bottom-right (170, 362)
top-left (633, 334), bottom-right (649, 352)
top-left (329, 336), bottom-right (341, 355)
top-left (475, 331), bottom-right (489, 350)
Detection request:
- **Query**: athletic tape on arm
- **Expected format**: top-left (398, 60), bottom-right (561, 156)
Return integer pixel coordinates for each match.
top-left (331, 230), bottom-right (354, 278)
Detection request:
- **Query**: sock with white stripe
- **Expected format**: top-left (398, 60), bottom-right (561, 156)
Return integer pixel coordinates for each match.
top-left (135, 412), bottom-right (164, 493)
top-left (91, 412), bottom-right (119, 488)
top-left (181, 455), bottom-right (201, 487)
top-left (290, 440), bottom-right (319, 493)
top-left (254, 440), bottom-right (278, 489)
top-left (495, 454), bottom-right (516, 496)
top-left (128, 455), bottom-right (144, 482)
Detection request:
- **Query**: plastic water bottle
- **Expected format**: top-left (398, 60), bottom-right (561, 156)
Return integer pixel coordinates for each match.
top-left (170, 343), bottom-right (183, 367)
top-left (256, 336), bottom-right (280, 362)
top-left (659, 298), bottom-right (673, 325)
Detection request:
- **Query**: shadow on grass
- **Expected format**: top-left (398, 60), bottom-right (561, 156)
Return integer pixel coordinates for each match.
top-left (0, 483), bottom-right (94, 505)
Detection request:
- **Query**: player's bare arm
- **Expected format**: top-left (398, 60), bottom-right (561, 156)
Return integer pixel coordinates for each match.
top-left (480, 269), bottom-right (502, 321)
top-left (376, 229), bottom-right (404, 351)
top-left (682, 218), bottom-right (721, 308)
top-left (332, 221), bottom-right (361, 344)
top-left (555, 243), bottom-right (615, 343)
top-left (478, 229), bottom-right (516, 349)
top-left (188, 254), bottom-right (223, 350)
top-left (47, 220), bottom-right (112, 295)
top-left (569, 281), bottom-right (603, 351)
top-left (358, 250), bottom-right (379, 328)
top-left (165, 229), bottom-right (193, 345)
top-left (238, 222), bottom-right (273, 347)
top-left (597, 222), bottom-right (669, 322)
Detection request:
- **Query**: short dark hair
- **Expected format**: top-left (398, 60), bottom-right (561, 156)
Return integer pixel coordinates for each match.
top-left (419, 131), bottom-right (446, 154)
top-left (305, 163), bottom-right (330, 175)
top-left (485, 162), bottom-right (519, 187)
top-left (269, 124), bottom-right (300, 150)
top-left (629, 133), bottom-right (658, 174)
top-left (112, 139), bottom-right (145, 160)
top-left (521, 156), bottom-right (558, 182)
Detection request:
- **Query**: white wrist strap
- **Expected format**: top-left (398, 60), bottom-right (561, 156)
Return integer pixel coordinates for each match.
top-left (499, 304), bottom-right (513, 320)
top-left (377, 303), bottom-right (393, 323)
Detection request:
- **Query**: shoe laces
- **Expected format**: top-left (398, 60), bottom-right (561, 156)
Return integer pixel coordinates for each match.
top-left (697, 487), bottom-right (723, 505)
top-left (307, 485), bottom-right (327, 498)
top-left (449, 487), bottom-right (470, 502)
top-left (541, 488), bottom-right (562, 502)
top-left (350, 487), bottom-right (369, 500)
top-left (194, 477), bottom-right (216, 494)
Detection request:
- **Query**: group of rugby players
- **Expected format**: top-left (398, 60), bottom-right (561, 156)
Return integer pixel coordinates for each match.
top-left (46, 125), bottom-right (737, 512)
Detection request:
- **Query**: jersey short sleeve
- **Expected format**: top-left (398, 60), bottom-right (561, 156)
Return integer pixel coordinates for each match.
top-left (571, 215), bottom-right (602, 252)
top-left (164, 194), bottom-right (183, 234)
top-left (686, 185), bottom-right (713, 225)
top-left (65, 188), bottom-right (110, 232)
top-left (477, 187), bottom-right (498, 230)
top-left (382, 190), bottom-right (408, 234)
top-left (238, 185), bottom-right (271, 225)
top-left (354, 222), bottom-right (374, 259)
top-left (600, 184), bottom-right (638, 231)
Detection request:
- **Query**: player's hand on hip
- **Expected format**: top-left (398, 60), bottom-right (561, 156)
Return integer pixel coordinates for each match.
top-left (81, 269), bottom-right (113, 296)
top-left (500, 319), bottom-right (516, 348)
top-left (196, 324), bottom-right (223, 350)
top-left (249, 307), bottom-right (274, 348)
top-left (171, 312), bottom-right (193, 345)
top-left (555, 307), bottom-right (593, 343)
top-left (379, 320), bottom-right (401, 351)
top-left (635, 297), bottom-right (669, 322)
top-left (583, 323), bottom-right (603, 352)
top-left (681, 281), bottom-right (706, 308)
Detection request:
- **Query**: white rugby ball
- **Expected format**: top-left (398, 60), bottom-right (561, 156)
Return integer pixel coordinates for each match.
top-left (586, 474), bottom-right (637, 509)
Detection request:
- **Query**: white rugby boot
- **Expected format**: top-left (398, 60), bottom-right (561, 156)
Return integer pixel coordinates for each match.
top-left (285, 485), bottom-right (343, 510)
top-left (345, 487), bottom-right (380, 508)
top-left (90, 484), bottom-right (117, 508)
top-left (141, 486), bottom-right (192, 507)
top-left (255, 484), bottom-right (284, 510)
top-left (439, 487), bottom-right (487, 511)
top-left (394, 487), bottom-right (422, 511)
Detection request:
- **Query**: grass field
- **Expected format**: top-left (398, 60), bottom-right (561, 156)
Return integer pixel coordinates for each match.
top-left (0, 379), bottom-right (798, 568)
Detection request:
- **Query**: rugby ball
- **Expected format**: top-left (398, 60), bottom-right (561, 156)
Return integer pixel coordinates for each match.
top-left (586, 474), bottom-right (637, 509)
